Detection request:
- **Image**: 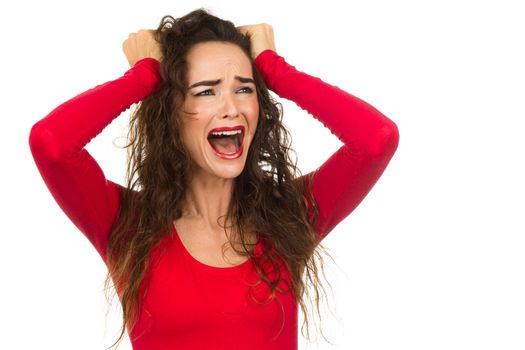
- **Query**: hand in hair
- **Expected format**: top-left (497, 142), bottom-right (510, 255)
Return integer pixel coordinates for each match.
top-left (237, 23), bottom-right (277, 60)
top-left (122, 29), bottom-right (163, 67)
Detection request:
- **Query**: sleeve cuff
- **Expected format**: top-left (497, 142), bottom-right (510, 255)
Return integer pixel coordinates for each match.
top-left (126, 57), bottom-right (162, 94)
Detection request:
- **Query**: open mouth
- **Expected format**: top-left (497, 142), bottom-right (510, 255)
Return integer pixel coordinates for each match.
top-left (207, 126), bottom-right (245, 159)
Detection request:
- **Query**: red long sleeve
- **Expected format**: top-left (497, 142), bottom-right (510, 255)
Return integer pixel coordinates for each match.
top-left (254, 49), bottom-right (399, 239)
top-left (28, 57), bottom-right (162, 260)
top-left (28, 50), bottom-right (399, 350)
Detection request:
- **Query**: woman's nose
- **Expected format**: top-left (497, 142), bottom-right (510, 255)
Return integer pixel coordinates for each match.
top-left (219, 92), bottom-right (240, 119)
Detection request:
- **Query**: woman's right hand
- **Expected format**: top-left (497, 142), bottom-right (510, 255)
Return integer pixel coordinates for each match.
top-left (122, 29), bottom-right (163, 67)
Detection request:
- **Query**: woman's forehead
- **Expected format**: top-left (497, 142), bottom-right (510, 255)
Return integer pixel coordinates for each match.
top-left (186, 42), bottom-right (252, 81)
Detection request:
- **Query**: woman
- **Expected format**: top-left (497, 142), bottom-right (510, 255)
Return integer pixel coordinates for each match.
top-left (29, 8), bottom-right (399, 350)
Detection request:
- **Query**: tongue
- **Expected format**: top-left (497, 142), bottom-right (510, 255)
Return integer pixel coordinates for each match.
top-left (209, 136), bottom-right (238, 154)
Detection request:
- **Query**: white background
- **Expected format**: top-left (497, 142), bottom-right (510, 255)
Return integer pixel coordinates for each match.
top-left (1, 0), bottom-right (524, 349)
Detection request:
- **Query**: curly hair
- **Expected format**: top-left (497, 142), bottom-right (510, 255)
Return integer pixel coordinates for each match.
top-left (103, 8), bottom-right (335, 349)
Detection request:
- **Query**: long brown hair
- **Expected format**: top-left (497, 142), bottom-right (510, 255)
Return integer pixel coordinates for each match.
top-left (104, 8), bottom-right (335, 349)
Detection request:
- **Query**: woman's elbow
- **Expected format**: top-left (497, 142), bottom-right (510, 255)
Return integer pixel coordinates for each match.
top-left (28, 121), bottom-right (63, 163)
top-left (369, 120), bottom-right (400, 158)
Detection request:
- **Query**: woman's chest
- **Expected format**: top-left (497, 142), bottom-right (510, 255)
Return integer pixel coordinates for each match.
top-left (173, 218), bottom-right (258, 268)
top-left (130, 233), bottom-right (297, 346)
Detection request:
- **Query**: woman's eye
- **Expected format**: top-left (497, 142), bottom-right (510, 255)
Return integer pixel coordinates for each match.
top-left (196, 89), bottom-right (214, 97)
top-left (195, 87), bottom-right (253, 97)
top-left (238, 87), bottom-right (254, 93)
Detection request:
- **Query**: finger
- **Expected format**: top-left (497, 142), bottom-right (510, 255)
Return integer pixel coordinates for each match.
top-left (236, 25), bottom-right (250, 34)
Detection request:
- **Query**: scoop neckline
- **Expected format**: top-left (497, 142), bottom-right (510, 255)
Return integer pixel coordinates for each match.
top-left (170, 223), bottom-right (260, 273)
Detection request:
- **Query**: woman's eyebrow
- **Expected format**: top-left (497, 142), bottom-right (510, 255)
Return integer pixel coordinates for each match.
top-left (188, 76), bottom-right (255, 89)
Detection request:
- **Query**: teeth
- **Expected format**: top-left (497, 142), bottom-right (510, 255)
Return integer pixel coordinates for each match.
top-left (210, 129), bottom-right (242, 136)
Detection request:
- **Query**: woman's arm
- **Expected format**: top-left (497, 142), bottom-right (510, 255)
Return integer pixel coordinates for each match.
top-left (254, 49), bottom-right (399, 239)
top-left (28, 57), bottom-right (162, 260)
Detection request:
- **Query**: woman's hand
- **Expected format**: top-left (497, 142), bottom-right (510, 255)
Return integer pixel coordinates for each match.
top-left (122, 29), bottom-right (163, 67)
top-left (237, 23), bottom-right (277, 60)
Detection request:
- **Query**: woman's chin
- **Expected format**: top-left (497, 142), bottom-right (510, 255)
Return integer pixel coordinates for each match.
top-left (210, 161), bottom-right (246, 179)
top-left (204, 144), bottom-right (248, 179)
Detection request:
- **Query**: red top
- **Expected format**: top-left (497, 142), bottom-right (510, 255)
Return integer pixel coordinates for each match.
top-left (29, 49), bottom-right (399, 350)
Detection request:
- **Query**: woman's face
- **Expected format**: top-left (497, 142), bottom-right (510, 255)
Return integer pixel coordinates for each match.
top-left (180, 41), bottom-right (259, 180)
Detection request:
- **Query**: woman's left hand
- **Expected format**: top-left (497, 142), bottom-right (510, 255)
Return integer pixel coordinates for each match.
top-left (237, 23), bottom-right (277, 60)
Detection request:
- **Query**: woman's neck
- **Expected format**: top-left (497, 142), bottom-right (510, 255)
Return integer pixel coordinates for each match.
top-left (182, 171), bottom-right (234, 229)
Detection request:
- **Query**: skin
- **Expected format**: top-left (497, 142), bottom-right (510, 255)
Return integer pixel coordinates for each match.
top-left (178, 41), bottom-right (259, 229)
top-left (236, 23), bottom-right (277, 59)
top-left (123, 23), bottom-right (277, 264)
